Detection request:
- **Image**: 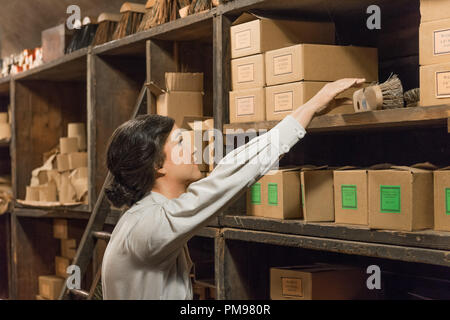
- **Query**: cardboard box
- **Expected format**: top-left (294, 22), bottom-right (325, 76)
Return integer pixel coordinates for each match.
top-left (229, 87), bottom-right (265, 123)
top-left (420, 62), bottom-right (450, 106)
top-left (247, 176), bottom-right (266, 217)
top-left (61, 239), bottom-right (77, 259)
top-left (56, 154), bottom-right (70, 172)
top-left (0, 112), bottom-right (8, 123)
top-left (420, 18), bottom-right (450, 66)
top-left (265, 44), bottom-right (378, 86)
top-left (157, 92), bottom-right (203, 127)
top-left (231, 54), bottom-right (266, 90)
top-left (300, 166), bottom-right (334, 222)
top-left (59, 172), bottom-right (77, 204)
top-left (263, 168), bottom-right (302, 219)
top-left (38, 275), bottom-right (65, 300)
top-left (42, 24), bottom-right (72, 63)
top-left (25, 186), bottom-right (40, 201)
top-left (434, 167), bottom-right (450, 231)
top-left (55, 256), bottom-right (70, 278)
top-left (265, 81), bottom-right (360, 121)
top-left (270, 264), bottom-right (367, 300)
top-left (0, 123), bottom-right (11, 140)
top-left (334, 169), bottom-right (369, 226)
top-left (181, 118), bottom-right (214, 172)
top-left (230, 13), bottom-right (335, 59)
top-left (420, 0), bottom-right (450, 23)
top-left (68, 152), bottom-right (87, 170)
top-left (53, 219), bottom-right (79, 239)
top-left (38, 181), bottom-right (57, 202)
top-left (60, 137), bottom-right (79, 154)
top-left (68, 123), bottom-right (87, 151)
top-left (368, 166), bottom-right (434, 231)
top-left (165, 73), bottom-right (203, 92)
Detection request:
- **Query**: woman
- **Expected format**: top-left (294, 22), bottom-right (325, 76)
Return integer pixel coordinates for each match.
top-left (101, 78), bottom-right (365, 299)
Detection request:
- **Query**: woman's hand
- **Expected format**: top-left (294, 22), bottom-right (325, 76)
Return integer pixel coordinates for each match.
top-left (291, 78), bottom-right (366, 129)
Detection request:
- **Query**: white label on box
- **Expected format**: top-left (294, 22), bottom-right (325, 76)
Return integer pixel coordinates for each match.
top-left (273, 54), bottom-right (293, 76)
top-left (434, 28), bottom-right (450, 56)
top-left (236, 96), bottom-right (255, 116)
top-left (237, 63), bottom-right (255, 83)
top-left (281, 277), bottom-right (303, 297)
top-left (235, 29), bottom-right (251, 50)
top-left (274, 91), bottom-right (294, 112)
top-left (436, 71), bottom-right (450, 98)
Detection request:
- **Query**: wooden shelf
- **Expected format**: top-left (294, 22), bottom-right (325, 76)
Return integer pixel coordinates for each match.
top-left (220, 215), bottom-right (450, 251)
top-left (93, 10), bottom-right (215, 57)
top-left (223, 105), bottom-right (450, 133)
top-left (14, 206), bottom-right (91, 219)
top-left (0, 76), bottom-right (11, 95)
top-left (222, 227), bottom-right (450, 267)
top-left (13, 48), bottom-right (88, 82)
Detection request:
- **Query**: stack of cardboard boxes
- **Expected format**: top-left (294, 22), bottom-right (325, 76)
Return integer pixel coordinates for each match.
top-left (22, 123), bottom-right (88, 206)
top-left (248, 163), bottom-right (449, 232)
top-left (229, 13), bottom-right (379, 124)
top-left (37, 219), bottom-right (78, 300)
top-left (419, 0), bottom-right (450, 106)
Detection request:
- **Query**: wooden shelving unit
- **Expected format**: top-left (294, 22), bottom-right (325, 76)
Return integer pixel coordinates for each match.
top-left (0, 0), bottom-right (449, 300)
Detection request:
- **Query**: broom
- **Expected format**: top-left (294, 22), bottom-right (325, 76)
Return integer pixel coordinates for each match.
top-left (137, 0), bottom-right (157, 32)
top-left (353, 74), bottom-right (404, 112)
top-left (404, 88), bottom-right (420, 108)
top-left (66, 17), bottom-right (98, 54)
top-left (93, 13), bottom-right (121, 46)
top-left (112, 2), bottom-right (147, 40)
top-left (188, 0), bottom-right (211, 15)
top-left (139, 0), bottom-right (188, 30)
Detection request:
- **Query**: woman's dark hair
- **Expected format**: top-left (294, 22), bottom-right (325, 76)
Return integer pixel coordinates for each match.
top-left (105, 114), bottom-right (175, 208)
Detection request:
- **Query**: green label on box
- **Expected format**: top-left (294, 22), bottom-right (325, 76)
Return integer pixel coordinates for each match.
top-left (341, 185), bottom-right (357, 210)
top-left (446, 188), bottom-right (450, 215)
top-left (301, 184), bottom-right (305, 208)
top-left (268, 183), bottom-right (278, 206)
top-left (251, 183), bottom-right (261, 205)
top-left (380, 185), bottom-right (401, 213)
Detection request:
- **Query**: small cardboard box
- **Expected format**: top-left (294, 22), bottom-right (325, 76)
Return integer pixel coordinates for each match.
top-left (55, 256), bottom-right (70, 278)
top-left (53, 219), bottom-right (79, 239)
top-left (300, 166), bottom-right (334, 222)
top-left (0, 123), bottom-right (11, 140)
top-left (265, 81), bottom-right (360, 121)
top-left (68, 152), bottom-right (88, 170)
top-left (420, 0), bottom-right (450, 23)
top-left (434, 167), bottom-right (450, 231)
top-left (56, 154), bottom-right (70, 172)
top-left (165, 73), bottom-right (204, 92)
top-left (157, 92), bottom-right (203, 127)
top-left (334, 169), bottom-right (369, 226)
top-left (231, 54), bottom-right (266, 90)
top-left (368, 165), bottom-right (434, 231)
top-left (0, 112), bottom-right (8, 123)
top-left (42, 24), bottom-right (72, 63)
top-left (247, 176), bottom-right (266, 217)
top-left (420, 62), bottom-right (450, 106)
top-left (60, 137), bottom-right (79, 154)
top-left (270, 264), bottom-right (367, 300)
top-left (61, 239), bottom-right (77, 259)
top-left (229, 87), bottom-right (265, 123)
top-left (38, 275), bottom-right (65, 300)
top-left (230, 13), bottom-right (335, 59)
top-left (263, 168), bottom-right (302, 219)
top-left (38, 181), bottom-right (57, 202)
top-left (265, 44), bottom-right (378, 86)
top-left (181, 118), bottom-right (214, 172)
top-left (25, 186), bottom-right (40, 201)
top-left (68, 123), bottom-right (87, 151)
top-left (419, 18), bottom-right (450, 66)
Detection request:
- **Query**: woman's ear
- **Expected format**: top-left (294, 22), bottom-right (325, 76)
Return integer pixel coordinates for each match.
top-left (155, 165), bottom-right (167, 177)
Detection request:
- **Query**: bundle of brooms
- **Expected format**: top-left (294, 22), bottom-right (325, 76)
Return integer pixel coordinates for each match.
top-left (93, 13), bottom-right (121, 46)
top-left (112, 2), bottom-right (147, 40)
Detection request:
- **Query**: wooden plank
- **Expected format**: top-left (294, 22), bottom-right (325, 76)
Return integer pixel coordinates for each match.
top-left (14, 207), bottom-right (91, 220)
top-left (195, 227), bottom-right (220, 239)
top-left (214, 229), bottom-right (225, 300)
top-left (0, 76), bottom-right (11, 96)
top-left (222, 228), bottom-right (450, 267)
top-left (0, 213), bottom-right (10, 298)
top-left (223, 105), bottom-right (450, 133)
top-left (93, 10), bottom-right (215, 56)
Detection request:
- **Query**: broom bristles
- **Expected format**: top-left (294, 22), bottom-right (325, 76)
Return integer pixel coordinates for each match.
top-left (113, 11), bottom-right (145, 40)
top-left (379, 74), bottom-right (404, 109)
top-left (93, 20), bottom-right (118, 46)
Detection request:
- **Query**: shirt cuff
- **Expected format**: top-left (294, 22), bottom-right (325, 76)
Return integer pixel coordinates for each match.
top-left (270, 115), bottom-right (307, 154)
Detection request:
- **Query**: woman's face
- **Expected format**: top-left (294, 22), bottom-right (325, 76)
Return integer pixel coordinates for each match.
top-left (160, 124), bottom-right (204, 185)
